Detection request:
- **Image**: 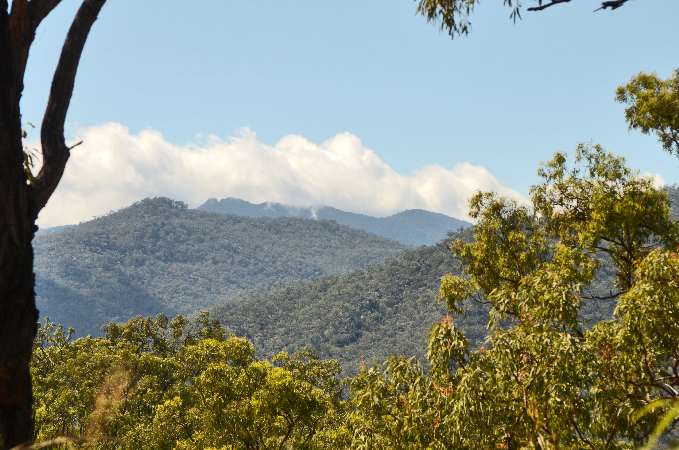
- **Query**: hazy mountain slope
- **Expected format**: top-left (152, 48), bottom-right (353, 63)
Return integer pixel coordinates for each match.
top-left (35, 198), bottom-right (406, 335)
top-left (212, 235), bottom-right (489, 373)
top-left (198, 197), bottom-right (470, 246)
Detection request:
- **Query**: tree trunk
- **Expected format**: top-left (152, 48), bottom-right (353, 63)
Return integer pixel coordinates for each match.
top-left (0, 8), bottom-right (38, 447)
top-left (0, 188), bottom-right (37, 448)
top-left (0, 0), bottom-right (107, 445)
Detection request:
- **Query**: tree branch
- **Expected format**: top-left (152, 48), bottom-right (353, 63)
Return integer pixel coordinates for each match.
top-left (28, 0), bottom-right (63, 27)
top-left (526, 0), bottom-right (629, 13)
top-left (7, 1), bottom-right (61, 91)
top-left (31, 0), bottom-right (106, 216)
top-left (526, 0), bottom-right (571, 12)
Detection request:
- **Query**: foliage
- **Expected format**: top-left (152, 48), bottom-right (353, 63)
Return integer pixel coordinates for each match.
top-left (415, 0), bottom-right (629, 38)
top-left (32, 314), bottom-right (347, 449)
top-left (34, 197), bottom-right (405, 336)
top-left (617, 70), bottom-right (679, 158)
top-left (342, 146), bottom-right (679, 448)
top-left (416, 0), bottom-right (519, 37)
top-left (31, 155), bottom-right (679, 448)
top-left (212, 179), bottom-right (678, 373)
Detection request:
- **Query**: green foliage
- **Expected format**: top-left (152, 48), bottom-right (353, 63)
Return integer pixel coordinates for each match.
top-left (344, 146), bottom-right (679, 448)
top-left (32, 314), bottom-right (347, 449)
top-left (416, 0), bottom-right (522, 37)
top-left (32, 156), bottom-right (679, 448)
top-left (415, 0), bottom-right (631, 38)
top-left (34, 197), bottom-right (405, 335)
top-left (617, 70), bottom-right (679, 158)
top-left (212, 180), bottom-right (679, 374)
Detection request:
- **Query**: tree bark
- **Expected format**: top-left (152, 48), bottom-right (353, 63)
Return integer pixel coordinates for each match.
top-left (0, 5), bottom-right (37, 446)
top-left (0, 1), bottom-right (106, 446)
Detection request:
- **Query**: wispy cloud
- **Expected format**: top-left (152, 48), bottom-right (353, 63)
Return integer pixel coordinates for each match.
top-left (36, 123), bottom-right (523, 227)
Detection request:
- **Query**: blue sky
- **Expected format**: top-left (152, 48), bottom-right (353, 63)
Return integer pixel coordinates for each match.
top-left (20, 0), bottom-right (679, 225)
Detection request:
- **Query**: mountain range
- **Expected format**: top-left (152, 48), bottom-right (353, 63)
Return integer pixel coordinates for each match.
top-left (198, 197), bottom-right (470, 246)
top-left (35, 197), bottom-right (405, 336)
top-left (34, 187), bottom-right (678, 371)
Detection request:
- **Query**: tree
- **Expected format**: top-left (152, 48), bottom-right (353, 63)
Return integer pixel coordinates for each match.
top-left (31, 315), bottom-right (347, 449)
top-left (0, 0), bottom-right (106, 446)
top-left (416, 0), bottom-right (630, 37)
top-left (345, 145), bottom-right (679, 448)
top-left (617, 70), bottom-right (679, 159)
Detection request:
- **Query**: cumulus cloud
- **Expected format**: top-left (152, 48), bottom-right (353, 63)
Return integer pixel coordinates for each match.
top-left (35, 123), bottom-right (523, 227)
top-left (642, 172), bottom-right (666, 189)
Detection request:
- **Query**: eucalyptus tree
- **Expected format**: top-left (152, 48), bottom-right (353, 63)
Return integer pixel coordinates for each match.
top-left (617, 70), bottom-right (679, 159)
top-left (0, 0), bottom-right (106, 446)
top-left (346, 145), bottom-right (679, 448)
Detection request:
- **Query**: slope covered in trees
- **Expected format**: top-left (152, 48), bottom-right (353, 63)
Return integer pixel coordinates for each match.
top-left (213, 237), bottom-right (468, 373)
top-left (34, 197), bottom-right (406, 336)
top-left (31, 168), bottom-right (679, 449)
top-left (199, 197), bottom-right (470, 246)
top-left (213, 185), bottom-right (679, 373)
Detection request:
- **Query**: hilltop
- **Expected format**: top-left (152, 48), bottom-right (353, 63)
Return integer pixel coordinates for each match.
top-left (34, 197), bottom-right (406, 335)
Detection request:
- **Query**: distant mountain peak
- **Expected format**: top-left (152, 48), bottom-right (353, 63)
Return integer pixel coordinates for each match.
top-left (197, 197), bottom-right (470, 246)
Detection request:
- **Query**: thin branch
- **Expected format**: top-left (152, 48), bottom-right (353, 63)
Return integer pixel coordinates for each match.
top-left (31, 0), bottom-right (106, 216)
top-left (581, 291), bottom-right (623, 301)
top-left (593, 0), bottom-right (629, 12)
top-left (67, 140), bottom-right (83, 150)
top-left (527, 0), bottom-right (571, 12)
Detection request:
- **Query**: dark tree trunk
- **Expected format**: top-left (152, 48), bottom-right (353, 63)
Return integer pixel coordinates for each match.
top-left (0, 1), bottom-right (107, 446)
top-left (0, 5), bottom-right (38, 447)
top-left (0, 192), bottom-right (37, 448)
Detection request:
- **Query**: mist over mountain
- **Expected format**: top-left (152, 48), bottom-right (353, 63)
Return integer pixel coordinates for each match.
top-left (34, 197), bottom-right (405, 336)
top-left (198, 197), bottom-right (470, 246)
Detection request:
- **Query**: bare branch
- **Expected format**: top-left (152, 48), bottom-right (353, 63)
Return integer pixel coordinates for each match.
top-left (526, 0), bottom-right (571, 12)
top-left (526, 0), bottom-right (629, 13)
top-left (67, 140), bottom-right (83, 151)
top-left (31, 0), bottom-right (106, 215)
top-left (594, 0), bottom-right (628, 12)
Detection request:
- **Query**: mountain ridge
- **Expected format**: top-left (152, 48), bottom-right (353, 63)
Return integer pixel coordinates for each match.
top-left (198, 197), bottom-right (470, 246)
top-left (35, 197), bottom-right (406, 336)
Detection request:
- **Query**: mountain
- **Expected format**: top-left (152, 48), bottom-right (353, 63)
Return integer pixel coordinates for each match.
top-left (211, 234), bottom-right (488, 373)
top-left (198, 197), bottom-right (470, 246)
top-left (213, 186), bottom-right (679, 373)
top-left (209, 237), bottom-right (623, 374)
top-left (34, 197), bottom-right (406, 336)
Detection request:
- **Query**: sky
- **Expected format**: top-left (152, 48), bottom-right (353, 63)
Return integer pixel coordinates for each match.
top-left (20, 0), bottom-right (679, 226)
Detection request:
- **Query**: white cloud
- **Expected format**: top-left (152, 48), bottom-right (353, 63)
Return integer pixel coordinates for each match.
top-left (642, 172), bottom-right (666, 189)
top-left (36, 123), bottom-right (524, 227)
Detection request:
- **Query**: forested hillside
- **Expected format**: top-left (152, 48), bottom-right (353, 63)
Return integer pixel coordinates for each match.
top-left (213, 234), bottom-right (483, 373)
top-left (213, 185), bottom-right (679, 372)
top-left (34, 198), bottom-right (405, 336)
top-left (199, 197), bottom-right (470, 246)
